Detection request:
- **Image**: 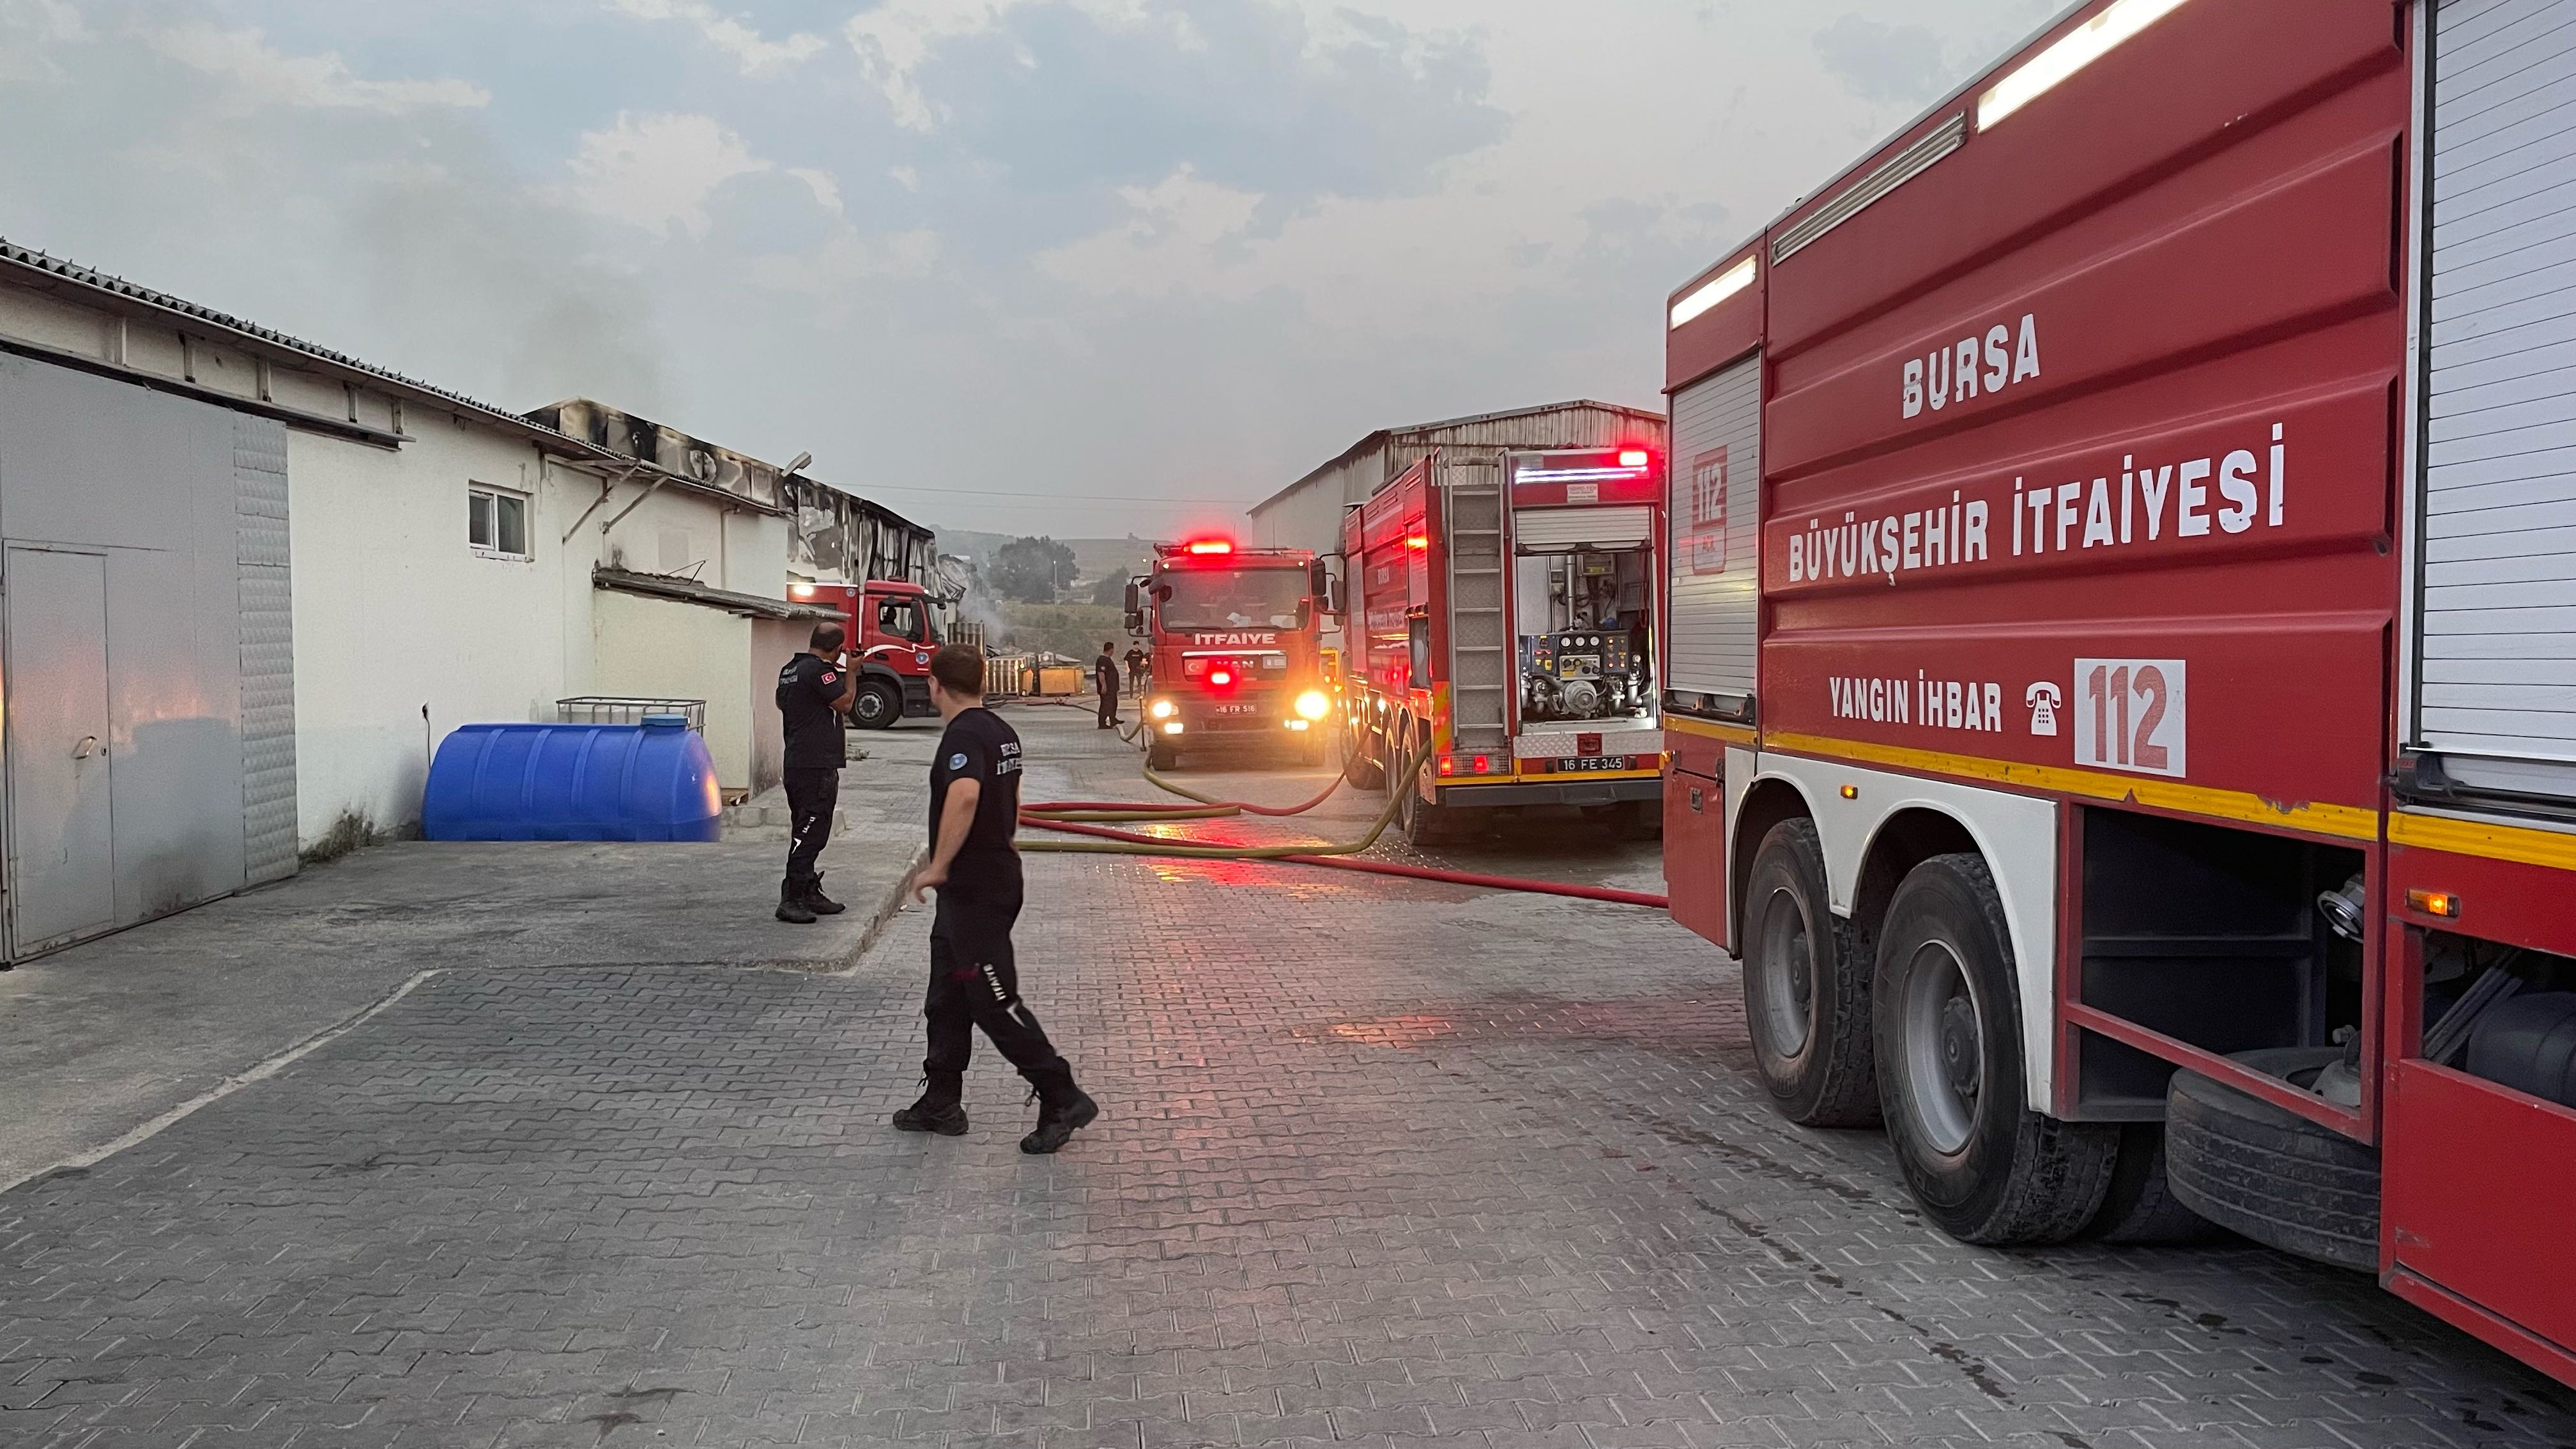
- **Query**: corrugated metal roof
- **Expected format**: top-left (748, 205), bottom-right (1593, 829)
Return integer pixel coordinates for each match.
top-left (1250, 399), bottom-right (1664, 516)
top-left (0, 235), bottom-right (616, 461)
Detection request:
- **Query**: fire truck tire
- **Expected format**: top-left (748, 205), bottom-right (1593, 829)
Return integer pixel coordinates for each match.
top-left (851, 678), bottom-right (902, 731)
top-left (1397, 776), bottom-right (1457, 846)
top-left (1741, 819), bottom-right (1880, 1128)
top-left (1147, 742), bottom-right (1180, 772)
top-left (2165, 1047), bottom-right (2380, 1273)
top-left (1875, 853), bottom-right (2118, 1245)
top-left (1343, 716), bottom-right (1385, 788)
top-left (2082, 1123), bottom-right (2222, 1244)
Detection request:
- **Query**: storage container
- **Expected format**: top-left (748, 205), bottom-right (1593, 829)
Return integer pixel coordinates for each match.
top-left (422, 716), bottom-right (722, 842)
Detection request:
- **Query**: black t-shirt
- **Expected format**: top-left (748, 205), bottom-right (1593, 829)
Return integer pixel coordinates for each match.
top-left (1124, 648), bottom-right (1146, 671)
top-left (776, 654), bottom-right (847, 769)
top-left (930, 707), bottom-right (1023, 867)
top-left (1095, 653), bottom-right (1118, 691)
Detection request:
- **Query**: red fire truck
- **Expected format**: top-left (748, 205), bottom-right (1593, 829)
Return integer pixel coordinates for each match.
top-left (1657, 0), bottom-right (2576, 1383)
top-left (789, 578), bottom-right (943, 728)
top-left (1340, 443), bottom-right (1669, 844)
top-left (1126, 539), bottom-right (1335, 770)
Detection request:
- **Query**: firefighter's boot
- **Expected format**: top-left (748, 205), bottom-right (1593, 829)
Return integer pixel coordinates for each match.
top-left (801, 871), bottom-right (847, 916)
top-left (1018, 1063), bottom-right (1098, 1155)
top-left (774, 875), bottom-right (816, 924)
top-left (892, 1072), bottom-right (968, 1135)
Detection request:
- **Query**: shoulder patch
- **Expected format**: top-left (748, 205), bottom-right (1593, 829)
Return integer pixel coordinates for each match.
top-left (949, 752), bottom-right (969, 770)
top-left (820, 671), bottom-right (837, 684)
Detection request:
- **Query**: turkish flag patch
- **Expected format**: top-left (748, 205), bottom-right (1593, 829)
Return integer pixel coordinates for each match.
top-left (820, 671), bottom-right (838, 684)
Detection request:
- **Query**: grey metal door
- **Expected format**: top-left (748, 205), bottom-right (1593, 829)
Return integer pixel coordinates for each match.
top-left (6, 547), bottom-right (115, 952)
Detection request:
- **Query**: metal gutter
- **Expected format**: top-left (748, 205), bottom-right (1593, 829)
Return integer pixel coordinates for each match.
top-left (0, 236), bottom-right (622, 466)
top-left (0, 332), bottom-right (406, 447)
top-left (592, 566), bottom-right (840, 621)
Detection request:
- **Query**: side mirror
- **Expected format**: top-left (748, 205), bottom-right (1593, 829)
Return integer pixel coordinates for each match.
top-left (1124, 610), bottom-right (1145, 635)
top-left (1326, 578), bottom-right (1344, 618)
top-left (1123, 580), bottom-right (1140, 613)
top-left (1294, 600), bottom-right (1313, 630)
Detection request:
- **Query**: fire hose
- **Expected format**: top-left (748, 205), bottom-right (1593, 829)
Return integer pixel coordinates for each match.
top-left (1011, 705), bottom-right (1669, 908)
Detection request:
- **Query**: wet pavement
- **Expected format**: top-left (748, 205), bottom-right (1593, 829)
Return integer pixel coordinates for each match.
top-left (2, 703), bottom-right (2570, 1448)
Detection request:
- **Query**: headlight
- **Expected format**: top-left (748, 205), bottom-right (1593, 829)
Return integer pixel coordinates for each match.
top-left (1162, 721), bottom-right (1184, 735)
top-left (1294, 689), bottom-right (1330, 721)
top-left (1149, 699), bottom-right (1176, 719)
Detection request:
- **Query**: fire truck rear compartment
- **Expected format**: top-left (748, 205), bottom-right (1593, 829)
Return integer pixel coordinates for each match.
top-left (2073, 809), bottom-right (2366, 1119)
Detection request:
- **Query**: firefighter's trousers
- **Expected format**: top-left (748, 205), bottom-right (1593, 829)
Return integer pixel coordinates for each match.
top-left (923, 869), bottom-right (1068, 1091)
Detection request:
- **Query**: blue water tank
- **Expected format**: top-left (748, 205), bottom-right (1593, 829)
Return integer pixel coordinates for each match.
top-left (422, 717), bottom-right (723, 842)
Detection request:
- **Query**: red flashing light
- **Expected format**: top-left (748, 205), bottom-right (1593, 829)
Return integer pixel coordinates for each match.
top-left (1472, 754), bottom-right (1492, 774)
top-left (1618, 448), bottom-right (1650, 468)
top-left (1437, 753), bottom-right (1457, 776)
top-left (1185, 539), bottom-right (1234, 556)
top-left (1405, 533), bottom-right (1429, 551)
top-left (1208, 668), bottom-right (1234, 687)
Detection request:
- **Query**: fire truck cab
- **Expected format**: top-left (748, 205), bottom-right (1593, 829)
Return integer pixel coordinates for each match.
top-left (790, 578), bottom-right (944, 729)
top-left (1126, 539), bottom-right (1335, 770)
top-left (1658, 0), bottom-right (2576, 1386)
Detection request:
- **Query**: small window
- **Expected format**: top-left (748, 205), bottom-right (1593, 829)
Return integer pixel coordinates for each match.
top-left (470, 485), bottom-right (530, 559)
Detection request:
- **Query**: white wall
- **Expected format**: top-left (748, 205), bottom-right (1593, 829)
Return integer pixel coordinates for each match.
top-left (288, 419), bottom-right (586, 845)
top-left (592, 590), bottom-right (755, 790)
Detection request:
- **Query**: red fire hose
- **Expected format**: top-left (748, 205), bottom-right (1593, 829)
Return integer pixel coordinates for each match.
top-left (1014, 724), bottom-right (1669, 909)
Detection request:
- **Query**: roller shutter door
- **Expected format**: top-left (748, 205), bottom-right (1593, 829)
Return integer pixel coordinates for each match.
top-left (2418, 0), bottom-right (2576, 788)
top-left (1667, 353), bottom-right (1760, 705)
top-left (1514, 505), bottom-right (1653, 551)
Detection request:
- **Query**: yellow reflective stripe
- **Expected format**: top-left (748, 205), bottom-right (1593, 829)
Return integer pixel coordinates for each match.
top-left (2390, 811), bottom-right (2576, 872)
top-left (1762, 730), bottom-right (2381, 843)
top-left (1666, 716), bottom-right (1756, 746)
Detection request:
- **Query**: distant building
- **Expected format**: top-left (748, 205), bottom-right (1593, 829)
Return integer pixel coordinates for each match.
top-left (1248, 400), bottom-right (1665, 656)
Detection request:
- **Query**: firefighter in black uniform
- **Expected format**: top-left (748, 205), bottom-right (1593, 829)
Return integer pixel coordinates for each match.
top-left (1094, 641), bottom-right (1120, 728)
top-left (894, 643), bottom-right (1099, 1154)
top-left (774, 621), bottom-right (856, 924)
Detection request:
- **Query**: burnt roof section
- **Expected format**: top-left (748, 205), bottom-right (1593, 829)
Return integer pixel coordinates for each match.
top-left (1251, 399), bottom-right (1665, 516)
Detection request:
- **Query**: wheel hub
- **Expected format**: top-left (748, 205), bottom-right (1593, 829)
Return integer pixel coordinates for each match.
top-left (1940, 996), bottom-right (1980, 1101)
top-left (1754, 887), bottom-right (1816, 1059)
top-left (1899, 942), bottom-right (1982, 1157)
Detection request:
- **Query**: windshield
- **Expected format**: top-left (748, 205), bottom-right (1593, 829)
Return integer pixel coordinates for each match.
top-left (1160, 566), bottom-right (1309, 631)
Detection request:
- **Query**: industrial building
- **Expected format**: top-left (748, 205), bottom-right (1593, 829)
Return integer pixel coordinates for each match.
top-left (0, 240), bottom-right (885, 963)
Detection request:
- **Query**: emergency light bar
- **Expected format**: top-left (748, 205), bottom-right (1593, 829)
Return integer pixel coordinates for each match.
top-left (1669, 255), bottom-right (1755, 330)
top-left (1184, 539), bottom-right (1234, 555)
top-left (1978, 0), bottom-right (2193, 130)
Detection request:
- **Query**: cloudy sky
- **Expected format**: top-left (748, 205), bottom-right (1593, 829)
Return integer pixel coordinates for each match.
top-left (0, 0), bottom-right (2061, 537)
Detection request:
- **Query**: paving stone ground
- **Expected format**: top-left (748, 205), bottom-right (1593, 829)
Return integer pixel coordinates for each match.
top-left (3, 708), bottom-right (2570, 1449)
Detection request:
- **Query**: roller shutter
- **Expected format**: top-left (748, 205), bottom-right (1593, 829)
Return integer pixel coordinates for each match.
top-left (2417, 0), bottom-right (2576, 789)
top-left (1514, 505), bottom-right (1653, 551)
top-left (1667, 353), bottom-right (1761, 705)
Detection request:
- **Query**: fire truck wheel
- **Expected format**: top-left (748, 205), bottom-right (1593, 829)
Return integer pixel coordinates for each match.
top-left (2082, 1123), bottom-right (2222, 1244)
top-left (2165, 1047), bottom-right (2380, 1272)
top-left (1344, 732), bottom-right (1384, 789)
top-left (1741, 818), bottom-right (1880, 1128)
top-left (1147, 742), bottom-right (1180, 772)
top-left (850, 678), bottom-right (902, 731)
top-left (1397, 774), bottom-right (1457, 845)
top-left (1875, 853), bottom-right (2118, 1245)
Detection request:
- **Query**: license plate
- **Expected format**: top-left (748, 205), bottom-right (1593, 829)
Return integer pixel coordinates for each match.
top-left (1555, 755), bottom-right (1632, 772)
top-left (1213, 703), bottom-right (1259, 716)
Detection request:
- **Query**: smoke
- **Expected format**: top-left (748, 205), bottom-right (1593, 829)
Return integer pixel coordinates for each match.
top-left (0, 2), bottom-right (672, 414)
